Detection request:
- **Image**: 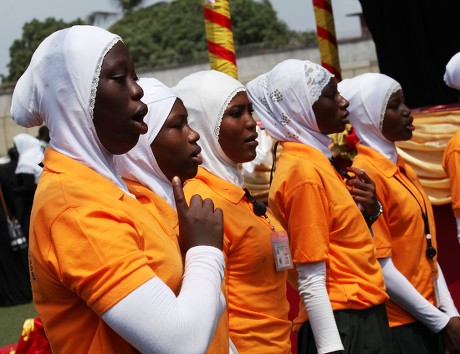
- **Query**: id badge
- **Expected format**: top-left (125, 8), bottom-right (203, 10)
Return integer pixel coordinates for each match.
top-left (271, 230), bottom-right (293, 271)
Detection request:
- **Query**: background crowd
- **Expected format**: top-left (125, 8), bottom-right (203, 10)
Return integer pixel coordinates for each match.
top-left (0, 127), bottom-right (48, 307)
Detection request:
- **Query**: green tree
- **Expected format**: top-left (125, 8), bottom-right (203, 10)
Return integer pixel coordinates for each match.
top-left (230, 0), bottom-right (315, 53)
top-left (112, 0), bottom-right (144, 13)
top-left (3, 0), bottom-right (316, 87)
top-left (2, 18), bottom-right (85, 87)
top-left (110, 0), bottom-right (313, 71)
top-left (232, 0), bottom-right (290, 46)
top-left (110, 0), bottom-right (208, 70)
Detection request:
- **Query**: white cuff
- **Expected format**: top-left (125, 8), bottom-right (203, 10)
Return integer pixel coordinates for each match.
top-left (456, 218), bottom-right (460, 244)
top-left (297, 262), bottom-right (344, 354)
top-left (379, 257), bottom-right (449, 333)
top-left (437, 263), bottom-right (460, 319)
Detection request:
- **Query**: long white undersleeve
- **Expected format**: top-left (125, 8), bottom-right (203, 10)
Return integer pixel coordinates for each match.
top-left (379, 257), bottom-right (449, 333)
top-left (102, 246), bottom-right (225, 354)
top-left (229, 338), bottom-right (238, 354)
top-left (297, 262), bottom-right (344, 354)
top-left (437, 263), bottom-right (460, 319)
top-left (456, 218), bottom-right (460, 244)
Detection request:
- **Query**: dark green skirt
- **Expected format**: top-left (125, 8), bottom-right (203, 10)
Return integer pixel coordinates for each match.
top-left (297, 303), bottom-right (393, 354)
top-left (390, 321), bottom-right (443, 354)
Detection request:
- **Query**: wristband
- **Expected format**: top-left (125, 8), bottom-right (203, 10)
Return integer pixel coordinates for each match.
top-left (363, 201), bottom-right (382, 221)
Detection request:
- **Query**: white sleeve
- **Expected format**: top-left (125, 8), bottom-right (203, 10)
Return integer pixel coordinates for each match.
top-left (102, 246), bottom-right (225, 354)
top-left (437, 263), bottom-right (460, 319)
top-left (456, 218), bottom-right (460, 244)
top-left (229, 338), bottom-right (239, 354)
top-left (378, 257), bottom-right (450, 333)
top-left (297, 262), bottom-right (344, 354)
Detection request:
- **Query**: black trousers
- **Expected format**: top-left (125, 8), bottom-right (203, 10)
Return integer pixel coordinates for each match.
top-left (297, 303), bottom-right (393, 354)
top-left (391, 321), bottom-right (443, 354)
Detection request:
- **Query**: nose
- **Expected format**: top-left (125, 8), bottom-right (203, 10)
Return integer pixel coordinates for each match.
top-left (187, 125), bottom-right (200, 143)
top-left (339, 94), bottom-right (349, 109)
top-left (131, 79), bottom-right (144, 100)
top-left (245, 114), bottom-right (257, 129)
top-left (402, 103), bottom-right (411, 116)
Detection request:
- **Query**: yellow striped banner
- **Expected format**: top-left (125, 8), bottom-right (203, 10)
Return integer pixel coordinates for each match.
top-left (203, 0), bottom-right (238, 79)
top-left (313, 0), bottom-right (342, 81)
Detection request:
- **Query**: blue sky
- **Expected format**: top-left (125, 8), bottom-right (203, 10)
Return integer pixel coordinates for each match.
top-left (0, 0), bottom-right (362, 77)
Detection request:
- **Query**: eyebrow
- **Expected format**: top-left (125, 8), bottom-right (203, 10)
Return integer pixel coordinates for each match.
top-left (224, 105), bottom-right (242, 114)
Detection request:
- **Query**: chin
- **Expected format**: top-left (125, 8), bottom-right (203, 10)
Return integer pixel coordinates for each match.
top-left (401, 131), bottom-right (413, 141)
top-left (109, 142), bottom-right (138, 155)
top-left (180, 168), bottom-right (199, 182)
top-left (244, 153), bottom-right (257, 164)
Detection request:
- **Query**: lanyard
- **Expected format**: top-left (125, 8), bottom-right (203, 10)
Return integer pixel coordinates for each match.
top-left (393, 173), bottom-right (437, 260)
top-left (394, 171), bottom-right (440, 306)
top-left (243, 188), bottom-right (275, 231)
top-left (269, 141), bottom-right (280, 186)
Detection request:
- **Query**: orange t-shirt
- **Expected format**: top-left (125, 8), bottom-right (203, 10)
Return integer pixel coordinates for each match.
top-left (353, 144), bottom-right (438, 327)
top-left (184, 167), bottom-right (292, 354)
top-left (125, 179), bottom-right (229, 354)
top-left (30, 149), bottom-right (160, 354)
top-left (124, 179), bottom-right (183, 290)
top-left (269, 142), bottom-right (388, 329)
top-left (443, 130), bottom-right (460, 217)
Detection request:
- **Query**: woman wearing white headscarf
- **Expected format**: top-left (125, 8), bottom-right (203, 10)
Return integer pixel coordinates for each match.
top-left (340, 72), bottom-right (460, 354)
top-left (13, 133), bottom-right (43, 183)
top-left (11, 25), bottom-right (225, 354)
top-left (247, 59), bottom-right (391, 354)
top-left (12, 133), bottom-right (43, 240)
top-left (443, 51), bottom-right (460, 248)
top-left (443, 131), bottom-right (460, 245)
top-left (174, 70), bottom-right (292, 353)
top-left (444, 52), bottom-right (460, 90)
top-left (114, 77), bottom-right (229, 354)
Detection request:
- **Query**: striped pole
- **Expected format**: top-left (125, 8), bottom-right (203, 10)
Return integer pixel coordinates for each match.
top-left (203, 0), bottom-right (238, 79)
top-left (313, 0), bottom-right (342, 81)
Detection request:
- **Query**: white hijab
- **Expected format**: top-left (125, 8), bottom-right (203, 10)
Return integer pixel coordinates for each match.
top-left (173, 70), bottom-right (246, 187)
top-left (444, 51), bottom-right (460, 90)
top-left (246, 59), bottom-right (334, 157)
top-left (114, 78), bottom-right (178, 207)
top-left (10, 25), bottom-right (130, 192)
top-left (338, 73), bottom-right (401, 163)
top-left (13, 133), bottom-right (44, 184)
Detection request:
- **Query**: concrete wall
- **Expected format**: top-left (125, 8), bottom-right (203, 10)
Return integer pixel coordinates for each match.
top-left (141, 38), bottom-right (379, 87)
top-left (0, 38), bottom-right (378, 156)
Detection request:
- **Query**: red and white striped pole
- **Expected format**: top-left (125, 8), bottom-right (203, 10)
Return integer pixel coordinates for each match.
top-left (203, 0), bottom-right (238, 79)
top-left (313, 0), bottom-right (342, 81)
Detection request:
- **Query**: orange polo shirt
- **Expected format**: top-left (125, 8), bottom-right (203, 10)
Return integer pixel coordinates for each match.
top-left (443, 130), bottom-right (460, 217)
top-left (269, 142), bottom-right (388, 329)
top-left (184, 167), bottom-right (292, 354)
top-left (124, 180), bottom-right (183, 291)
top-left (30, 149), bottom-right (158, 354)
top-left (125, 179), bottom-right (229, 354)
top-left (353, 144), bottom-right (438, 327)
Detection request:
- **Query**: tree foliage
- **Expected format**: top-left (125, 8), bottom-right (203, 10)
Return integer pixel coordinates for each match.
top-left (2, 18), bottom-right (85, 87)
top-left (111, 0), bottom-right (144, 13)
top-left (109, 0), bottom-right (208, 70)
top-left (3, 0), bottom-right (316, 86)
top-left (110, 0), bottom-right (314, 71)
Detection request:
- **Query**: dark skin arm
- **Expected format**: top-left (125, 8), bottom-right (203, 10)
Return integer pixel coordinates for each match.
top-left (345, 167), bottom-right (381, 227)
top-left (172, 176), bottom-right (224, 256)
top-left (443, 316), bottom-right (460, 354)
